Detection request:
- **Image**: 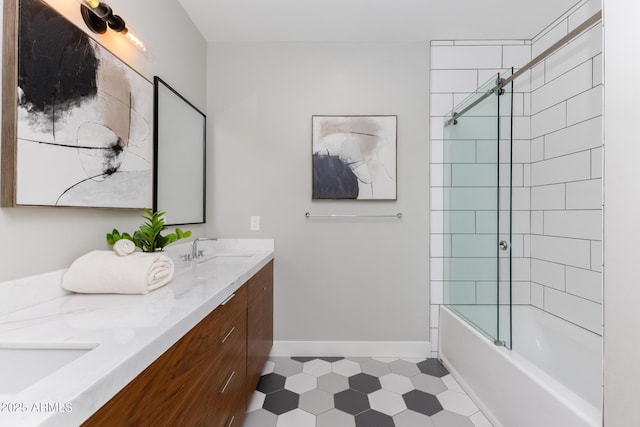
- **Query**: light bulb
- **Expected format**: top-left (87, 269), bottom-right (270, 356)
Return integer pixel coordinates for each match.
top-left (80, 0), bottom-right (100, 9)
top-left (122, 28), bottom-right (148, 54)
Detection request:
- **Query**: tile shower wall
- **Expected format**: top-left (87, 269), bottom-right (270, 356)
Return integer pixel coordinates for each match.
top-left (529, 0), bottom-right (603, 335)
top-left (429, 0), bottom-right (603, 355)
top-left (430, 40), bottom-right (532, 357)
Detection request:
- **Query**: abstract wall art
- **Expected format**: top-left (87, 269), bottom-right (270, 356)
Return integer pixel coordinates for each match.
top-left (1, 0), bottom-right (153, 208)
top-left (312, 115), bottom-right (397, 200)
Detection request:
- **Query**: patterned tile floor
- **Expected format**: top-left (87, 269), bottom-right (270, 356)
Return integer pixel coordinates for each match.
top-left (243, 357), bottom-right (493, 427)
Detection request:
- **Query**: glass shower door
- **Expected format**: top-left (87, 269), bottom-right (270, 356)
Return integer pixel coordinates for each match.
top-left (442, 73), bottom-right (512, 348)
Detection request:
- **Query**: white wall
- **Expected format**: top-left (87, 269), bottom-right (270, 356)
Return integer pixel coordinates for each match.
top-left (602, 0), bottom-right (640, 424)
top-left (207, 43), bottom-right (430, 344)
top-left (0, 0), bottom-right (207, 281)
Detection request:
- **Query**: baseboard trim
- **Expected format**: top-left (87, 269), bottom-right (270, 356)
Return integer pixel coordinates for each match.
top-left (270, 341), bottom-right (431, 358)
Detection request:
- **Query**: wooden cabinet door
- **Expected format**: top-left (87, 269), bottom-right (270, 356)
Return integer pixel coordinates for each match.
top-left (246, 260), bottom-right (274, 398)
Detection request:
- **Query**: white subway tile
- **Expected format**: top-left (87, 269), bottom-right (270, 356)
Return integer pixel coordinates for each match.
top-left (431, 164), bottom-right (445, 187)
top-left (566, 267), bottom-right (602, 303)
top-left (591, 241), bottom-right (603, 272)
top-left (451, 234), bottom-right (495, 258)
top-left (452, 164), bottom-right (496, 187)
top-left (524, 164), bottom-right (531, 187)
top-left (524, 235), bottom-right (531, 258)
top-left (455, 40), bottom-right (523, 46)
top-left (593, 53), bottom-right (603, 86)
top-left (591, 147), bottom-right (602, 179)
top-left (431, 117), bottom-right (445, 140)
top-left (568, 0), bottom-right (603, 32)
top-left (510, 187), bottom-right (531, 211)
top-left (512, 281), bottom-right (532, 305)
top-left (445, 211), bottom-right (476, 234)
top-left (503, 45), bottom-right (531, 69)
top-left (531, 235), bottom-right (592, 269)
top-left (531, 211), bottom-right (544, 234)
top-left (531, 137), bottom-right (544, 162)
top-left (512, 257), bottom-right (531, 281)
top-left (431, 210), bottom-right (444, 233)
top-left (444, 282), bottom-right (476, 305)
top-left (444, 140), bottom-right (476, 163)
top-left (431, 234), bottom-right (444, 257)
top-left (510, 93), bottom-right (525, 117)
top-left (524, 92), bottom-right (531, 116)
top-left (505, 117), bottom-right (531, 140)
top-left (531, 259), bottom-right (565, 291)
top-left (430, 305), bottom-right (440, 328)
top-left (544, 117), bottom-right (602, 159)
top-left (431, 257), bottom-right (444, 279)
top-left (510, 234), bottom-right (524, 258)
top-left (531, 63), bottom-right (545, 91)
top-left (544, 287), bottom-right (602, 334)
top-left (545, 25), bottom-right (602, 83)
top-left (566, 179), bottom-right (602, 209)
top-left (544, 210), bottom-right (602, 240)
top-left (531, 103), bottom-right (567, 138)
top-left (431, 45), bottom-right (503, 70)
top-left (531, 151), bottom-right (591, 186)
top-left (531, 183), bottom-right (565, 210)
top-left (431, 40), bottom-right (454, 46)
top-left (431, 140), bottom-right (444, 164)
top-left (532, 20), bottom-right (568, 58)
top-left (431, 187), bottom-right (444, 210)
top-left (431, 281), bottom-right (444, 304)
top-left (531, 283), bottom-right (544, 308)
top-left (431, 69), bottom-right (479, 93)
top-left (512, 140), bottom-right (531, 163)
top-left (431, 93), bottom-right (455, 117)
top-left (501, 164), bottom-right (523, 187)
top-left (532, 60), bottom-right (593, 115)
top-left (567, 86), bottom-right (602, 126)
top-left (513, 211), bottom-right (531, 234)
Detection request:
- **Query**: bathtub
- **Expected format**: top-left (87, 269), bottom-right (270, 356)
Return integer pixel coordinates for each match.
top-left (439, 305), bottom-right (602, 427)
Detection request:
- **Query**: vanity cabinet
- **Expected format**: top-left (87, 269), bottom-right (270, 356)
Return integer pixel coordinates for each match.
top-left (246, 260), bottom-right (274, 398)
top-left (82, 261), bottom-right (273, 427)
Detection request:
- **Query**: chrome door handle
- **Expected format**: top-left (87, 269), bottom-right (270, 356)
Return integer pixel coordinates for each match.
top-left (499, 240), bottom-right (509, 250)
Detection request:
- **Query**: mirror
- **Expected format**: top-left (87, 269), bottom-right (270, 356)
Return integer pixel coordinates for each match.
top-left (153, 77), bottom-right (206, 225)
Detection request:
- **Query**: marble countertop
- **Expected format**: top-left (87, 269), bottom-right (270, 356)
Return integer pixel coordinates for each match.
top-left (0, 239), bottom-right (274, 427)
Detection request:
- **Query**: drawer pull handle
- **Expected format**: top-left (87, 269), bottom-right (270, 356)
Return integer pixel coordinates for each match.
top-left (263, 287), bottom-right (267, 292)
top-left (220, 326), bottom-right (236, 344)
top-left (221, 293), bottom-right (236, 306)
top-left (224, 415), bottom-right (235, 427)
top-left (219, 370), bottom-right (235, 394)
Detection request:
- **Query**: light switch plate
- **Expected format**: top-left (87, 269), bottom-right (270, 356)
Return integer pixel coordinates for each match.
top-left (250, 216), bottom-right (260, 231)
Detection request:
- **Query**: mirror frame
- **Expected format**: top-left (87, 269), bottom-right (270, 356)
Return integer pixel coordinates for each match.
top-left (153, 76), bottom-right (206, 225)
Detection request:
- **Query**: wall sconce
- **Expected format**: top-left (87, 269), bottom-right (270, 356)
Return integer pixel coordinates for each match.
top-left (76, 0), bottom-right (148, 54)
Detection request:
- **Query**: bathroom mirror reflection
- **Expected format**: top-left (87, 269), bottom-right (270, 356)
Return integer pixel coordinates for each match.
top-left (153, 76), bottom-right (206, 225)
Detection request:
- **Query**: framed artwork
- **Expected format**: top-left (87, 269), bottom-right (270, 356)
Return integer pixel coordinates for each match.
top-left (312, 115), bottom-right (397, 200)
top-left (154, 77), bottom-right (206, 225)
top-left (1, 0), bottom-right (153, 208)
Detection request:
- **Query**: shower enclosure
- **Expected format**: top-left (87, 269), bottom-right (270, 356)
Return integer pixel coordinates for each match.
top-left (442, 72), bottom-right (513, 349)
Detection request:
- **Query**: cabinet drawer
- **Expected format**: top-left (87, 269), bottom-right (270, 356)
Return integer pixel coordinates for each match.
top-left (247, 261), bottom-right (273, 303)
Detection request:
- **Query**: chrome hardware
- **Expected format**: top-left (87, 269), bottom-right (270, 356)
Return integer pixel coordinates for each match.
top-left (218, 371), bottom-right (235, 394)
top-left (220, 326), bottom-right (236, 344)
top-left (499, 240), bottom-right (509, 251)
top-left (494, 340), bottom-right (507, 347)
top-left (191, 237), bottom-right (218, 261)
top-left (221, 293), bottom-right (236, 306)
top-left (224, 416), bottom-right (235, 427)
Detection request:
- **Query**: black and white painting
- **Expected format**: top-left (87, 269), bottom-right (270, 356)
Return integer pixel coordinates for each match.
top-left (312, 115), bottom-right (397, 200)
top-left (15, 0), bottom-right (153, 208)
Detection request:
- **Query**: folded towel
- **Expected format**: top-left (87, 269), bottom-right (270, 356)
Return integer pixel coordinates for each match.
top-left (62, 250), bottom-right (175, 294)
top-left (113, 239), bottom-right (136, 256)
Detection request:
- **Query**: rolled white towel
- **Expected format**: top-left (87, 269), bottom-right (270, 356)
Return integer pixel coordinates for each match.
top-left (62, 250), bottom-right (175, 294)
top-left (113, 239), bottom-right (136, 256)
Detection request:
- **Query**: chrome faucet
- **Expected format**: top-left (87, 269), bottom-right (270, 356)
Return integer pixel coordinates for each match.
top-left (191, 237), bottom-right (218, 261)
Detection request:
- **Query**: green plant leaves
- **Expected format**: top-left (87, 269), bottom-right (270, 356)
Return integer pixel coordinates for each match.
top-left (105, 209), bottom-right (192, 252)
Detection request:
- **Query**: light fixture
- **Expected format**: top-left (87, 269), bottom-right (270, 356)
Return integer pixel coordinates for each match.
top-left (76, 0), bottom-right (149, 54)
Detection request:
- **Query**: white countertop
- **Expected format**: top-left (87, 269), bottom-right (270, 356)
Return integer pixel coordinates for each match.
top-left (0, 239), bottom-right (274, 427)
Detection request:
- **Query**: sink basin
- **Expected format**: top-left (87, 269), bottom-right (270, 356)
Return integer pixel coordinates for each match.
top-left (198, 254), bottom-right (255, 264)
top-left (0, 343), bottom-right (97, 394)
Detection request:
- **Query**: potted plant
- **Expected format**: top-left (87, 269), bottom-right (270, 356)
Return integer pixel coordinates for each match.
top-left (106, 208), bottom-right (192, 252)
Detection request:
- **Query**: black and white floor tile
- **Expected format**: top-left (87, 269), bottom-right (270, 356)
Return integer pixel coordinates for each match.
top-left (243, 357), bottom-right (493, 427)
